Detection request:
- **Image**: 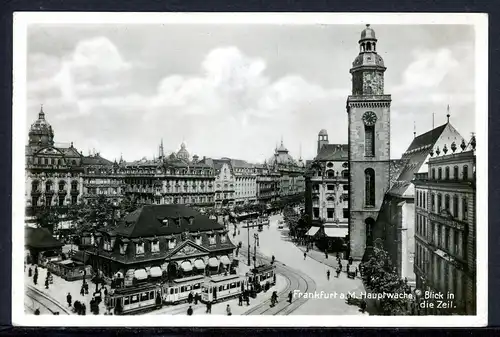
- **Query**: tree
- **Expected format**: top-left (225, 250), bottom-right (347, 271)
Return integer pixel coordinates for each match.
top-left (119, 195), bottom-right (139, 218)
top-left (36, 207), bottom-right (60, 234)
top-left (360, 247), bottom-right (413, 315)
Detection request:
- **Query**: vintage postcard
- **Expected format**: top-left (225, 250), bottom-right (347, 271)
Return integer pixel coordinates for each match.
top-left (12, 12), bottom-right (488, 327)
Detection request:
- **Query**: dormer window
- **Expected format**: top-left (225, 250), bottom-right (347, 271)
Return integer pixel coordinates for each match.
top-left (220, 234), bottom-right (227, 243)
top-left (188, 217), bottom-right (194, 225)
top-left (208, 235), bottom-right (216, 245)
top-left (120, 242), bottom-right (129, 255)
top-left (103, 237), bottom-right (112, 251)
top-left (168, 238), bottom-right (176, 249)
top-left (177, 217), bottom-right (182, 227)
top-left (162, 218), bottom-right (169, 227)
top-left (136, 242), bottom-right (145, 255)
top-left (151, 240), bottom-right (160, 253)
top-left (195, 236), bottom-right (202, 245)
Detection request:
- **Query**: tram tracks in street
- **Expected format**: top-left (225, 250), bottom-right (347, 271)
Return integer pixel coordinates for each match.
top-left (25, 285), bottom-right (71, 315)
top-left (240, 247), bottom-right (316, 315)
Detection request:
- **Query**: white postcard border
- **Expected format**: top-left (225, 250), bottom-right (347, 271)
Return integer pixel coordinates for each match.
top-left (12, 12), bottom-right (489, 327)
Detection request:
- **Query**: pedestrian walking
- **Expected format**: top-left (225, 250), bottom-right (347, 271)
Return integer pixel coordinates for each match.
top-left (303, 252), bottom-right (307, 260)
top-left (45, 278), bottom-right (49, 289)
top-left (188, 292), bottom-right (193, 304)
top-left (288, 291), bottom-right (293, 303)
top-left (28, 267), bottom-right (32, 277)
top-left (187, 306), bottom-right (193, 316)
top-left (226, 304), bottom-right (232, 316)
top-left (34, 308), bottom-right (40, 315)
top-left (33, 273), bottom-right (38, 285)
top-left (206, 301), bottom-right (212, 314)
top-left (80, 286), bottom-right (85, 297)
top-left (246, 295), bottom-right (250, 306)
top-left (84, 282), bottom-right (89, 294)
top-left (336, 268), bottom-right (341, 278)
top-left (360, 299), bottom-right (367, 313)
top-left (355, 267), bottom-right (358, 277)
top-left (34, 266), bottom-right (38, 276)
top-left (327, 270), bottom-right (330, 280)
top-left (82, 303), bottom-right (86, 315)
top-left (66, 292), bottom-right (72, 307)
top-left (238, 294), bottom-right (243, 306)
top-left (347, 265), bottom-right (350, 273)
top-left (325, 251), bottom-right (328, 259)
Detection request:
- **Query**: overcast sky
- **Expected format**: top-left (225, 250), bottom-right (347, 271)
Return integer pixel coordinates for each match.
top-left (25, 24), bottom-right (475, 163)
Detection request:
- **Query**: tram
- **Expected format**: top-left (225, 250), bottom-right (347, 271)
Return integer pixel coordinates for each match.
top-left (109, 283), bottom-right (162, 315)
top-left (247, 264), bottom-right (276, 291)
top-left (200, 274), bottom-right (248, 304)
top-left (162, 275), bottom-right (205, 304)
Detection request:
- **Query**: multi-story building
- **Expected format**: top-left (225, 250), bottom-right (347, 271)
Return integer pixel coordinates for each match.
top-left (256, 162), bottom-right (281, 204)
top-left (123, 145), bottom-right (216, 208)
top-left (378, 118), bottom-right (463, 285)
top-left (265, 140), bottom-right (306, 200)
top-left (413, 136), bottom-right (476, 315)
top-left (84, 204), bottom-right (236, 284)
top-left (304, 129), bottom-right (349, 252)
top-left (82, 154), bottom-right (125, 206)
top-left (26, 107), bottom-right (86, 216)
top-left (231, 159), bottom-right (258, 206)
top-left (198, 158), bottom-right (236, 209)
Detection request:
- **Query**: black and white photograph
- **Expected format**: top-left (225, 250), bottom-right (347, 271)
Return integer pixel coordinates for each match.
top-left (12, 13), bottom-right (487, 327)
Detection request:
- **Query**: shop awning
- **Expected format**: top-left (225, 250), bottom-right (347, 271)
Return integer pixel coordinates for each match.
top-left (306, 226), bottom-right (320, 236)
top-left (324, 227), bottom-right (348, 238)
top-left (181, 261), bottom-right (193, 272)
top-left (134, 269), bottom-right (148, 280)
top-left (208, 257), bottom-right (219, 268)
top-left (194, 259), bottom-right (205, 269)
top-left (149, 266), bottom-right (162, 278)
top-left (220, 256), bottom-right (231, 265)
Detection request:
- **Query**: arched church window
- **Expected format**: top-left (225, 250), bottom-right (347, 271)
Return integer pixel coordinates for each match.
top-left (445, 167), bottom-right (450, 180)
top-left (365, 168), bottom-right (375, 207)
top-left (365, 124), bottom-right (375, 157)
top-left (32, 181), bottom-right (39, 192)
top-left (45, 180), bottom-right (52, 192)
top-left (463, 165), bottom-right (469, 180)
top-left (438, 168), bottom-right (442, 180)
top-left (58, 181), bottom-right (65, 191)
top-left (454, 166), bottom-right (459, 179)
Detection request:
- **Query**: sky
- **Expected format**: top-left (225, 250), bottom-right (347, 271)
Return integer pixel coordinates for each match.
top-left (25, 23), bottom-right (476, 163)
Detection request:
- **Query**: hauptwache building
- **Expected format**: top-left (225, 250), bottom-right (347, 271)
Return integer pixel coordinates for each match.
top-left (84, 204), bottom-right (236, 285)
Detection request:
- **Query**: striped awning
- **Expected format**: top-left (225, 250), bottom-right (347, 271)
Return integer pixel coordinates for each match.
top-left (208, 257), bottom-right (219, 268)
top-left (306, 226), bottom-right (320, 236)
top-left (181, 261), bottom-right (193, 272)
top-left (194, 259), bottom-right (205, 269)
top-left (134, 269), bottom-right (148, 280)
top-left (220, 256), bottom-right (231, 265)
top-left (149, 266), bottom-right (162, 278)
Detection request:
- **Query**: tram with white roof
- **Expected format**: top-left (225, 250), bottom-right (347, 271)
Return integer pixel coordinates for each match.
top-left (162, 275), bottom-right (205, 304)
top-left (109, 283), bottom-right (163, 315)
top-left (200, 274), bottom-right (248, 304)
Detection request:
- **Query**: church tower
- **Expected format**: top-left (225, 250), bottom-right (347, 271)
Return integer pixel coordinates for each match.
top-left (317, 129), bottom-right (329, 155)
top-left (347, 25), bottom-right (391, 260)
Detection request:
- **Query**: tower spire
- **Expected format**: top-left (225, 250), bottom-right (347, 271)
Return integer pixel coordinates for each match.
top-left (432, 112), bottom-right (435, 129)
top-left (446, 104), bottom-right (451, 123)
top-left (39, 104), bottom-right (45, 119)
top-left (413, 121), bottom-right (416, 139)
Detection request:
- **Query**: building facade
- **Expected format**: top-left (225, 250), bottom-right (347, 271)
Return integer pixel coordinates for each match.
top-left (85, 204), bottom-right (236, 285)
top-left (231, 160), bottom-right (258, 205)
top-left (413, 136), bottom-right (476, 315)
top-left (347, 24), bottom-right (392, 260)
top-left (378, 120), bottom-right (464, 285)
top-left (304, 130), bottom-right (349, 252)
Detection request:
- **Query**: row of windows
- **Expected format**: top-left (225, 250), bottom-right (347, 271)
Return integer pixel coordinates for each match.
top-left (30, 157), bottom-right (78, 166)
top-left (31, 195), bottom-right (78, 207)
top-left (31, 180), bottom-right (79, 192)
top-left (431, 165), bottom-right (469, 180)
top-left (417, 190), bottom-right (469, 221)
top-left (312, 207), bottom-right (349, 219)
top-left (416, 214), bottom-right (464, 258)
top-left (415, 242), bottom-right (464, 302)
top-left (313, 170), bottom-right (349, 178)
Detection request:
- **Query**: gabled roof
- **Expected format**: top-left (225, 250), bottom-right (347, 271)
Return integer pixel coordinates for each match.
top-left (113, 204), bottom-right (224, 238)
top-left (25, 227), bottom-right (63, 249)
top-left (315, 144), bottom-right (348, 161)
top-left (230, 159), bottom-right (255, 168)
top-left (57, 146), bottom-right (82, 158)
top-left (406, 124), bottom-right (446, 152)
top-left (387, 123), bottom-right (449, 197)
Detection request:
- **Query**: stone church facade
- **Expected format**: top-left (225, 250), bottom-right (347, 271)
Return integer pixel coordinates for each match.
top-left (347, 25), bottom-right (392, 260)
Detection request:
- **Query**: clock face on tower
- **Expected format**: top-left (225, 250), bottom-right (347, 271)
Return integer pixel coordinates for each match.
top-left (362, 111), bottom-right (377, 126)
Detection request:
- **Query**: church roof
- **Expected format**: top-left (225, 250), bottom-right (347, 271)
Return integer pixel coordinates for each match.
top-left (315, 144), bottom-right (348, 161)
top-left (387, 123), bottom-right (449, 197)
top-left (113, 204), bottom-right (225, 238)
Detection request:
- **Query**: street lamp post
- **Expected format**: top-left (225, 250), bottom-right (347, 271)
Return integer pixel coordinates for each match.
top-left (247, 220), bottom-right (251, 266)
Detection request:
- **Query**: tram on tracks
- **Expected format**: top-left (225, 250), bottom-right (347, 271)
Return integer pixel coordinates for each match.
top-left (200, 274), bottom-right (248, 304)
top-left (109, 283), bottom-right (163, 315)
top-left (162, 275), bottom-right (205, 304)
top-left (247, 264), bottom-right (276, 291)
